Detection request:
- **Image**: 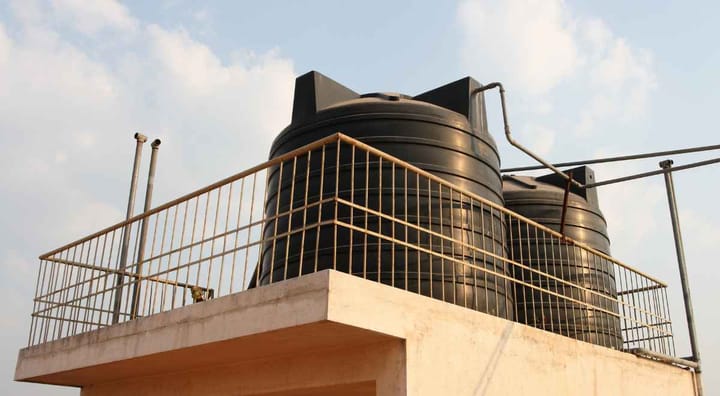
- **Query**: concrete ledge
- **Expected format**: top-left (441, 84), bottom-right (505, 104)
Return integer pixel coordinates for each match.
top-left (16, 270), bottom-right (697, 396)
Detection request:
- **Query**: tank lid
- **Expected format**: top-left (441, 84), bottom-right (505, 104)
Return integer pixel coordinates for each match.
top-left (509, 165), bottom-right (599, 208)
top-left (360, 92), bottom-right (412, 101)
top-left (288, 71), bottom-right (492, 134)
top-left (291, 71), bottom-right (360, 124)
top-left (536, 166), bottom-right (596, 199)
top-left (414, 77), bottom-right (489, 136)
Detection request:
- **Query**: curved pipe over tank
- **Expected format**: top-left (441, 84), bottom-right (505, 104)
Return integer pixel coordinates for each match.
top-left (470, 83), bottom-right (585, 190)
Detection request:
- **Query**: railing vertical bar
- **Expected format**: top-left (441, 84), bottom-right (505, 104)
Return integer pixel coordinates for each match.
top-left (82, 238), bottom-right (101, 332)
top-left (29, 259), bottom-right (46, 346)
top-left (469, 197), bottom-right (477, 310)
top-left (55, 245), bottom-right (77, 339)
top-left (93, 232), bottom-right (109, 328)
top-left (204, 185), bottom-right (223, 295)
top-left (333, 139), bottom-right (340, 272)
top-left (349, 145), bottom-right (356, 278)
top-left (229, 178), bottom-right (245, 292)
top-left (248, 172), bottom-right (260, 288)
top-left (391, 162), bottom-right (396, 288)
top-left (524, 222), bottom-right (534, 327)
top-left (416, 172), bottom-right (421, 295)
top-left (102, 229), bottom-right (120, 326)
top-left (449, 186), bottom-right (456, 305)
top-left (125, 221), bottom-right (142, 316)
top-left (438, 182), bottom-right (445, 301)
top-left (66, 241), bottom-right (84, 336)
top-left (217, 181), bottom-right (234, 297)
top-left (403, 167), bottom-right (408, 292)
top-left (314, 145), bottom-right (326, 275)
top-left (195, 191), bottom-right (212, 291)
top-left (363, 150), bottom-right (369, 280)
top-left (183, 196), bottom-right (200, 307)
top-left (482, 203), bottom-right (489, 314)
top-left (298, 150), bottom-right (312, 278)
top-left (459, 191), bottom-right (467, 308)
top-left (285, 157), bottom-right (298, 281)
top-left (157, 207), bottom-right (173, 311)
top-left (377, 157), bottom-right (383, 284)
top-left (71, 240), bottom-right (90, 335)
top-left (500, 209), bottom-right (510, 319)
top-left (173, 200), bottom-right (189, 309)
top-left (427, 178), bottom-right (433, 299)
top-left (147, 212), bottom-right (163, 315)
top-left (42, 248), bottom-right (62, 343)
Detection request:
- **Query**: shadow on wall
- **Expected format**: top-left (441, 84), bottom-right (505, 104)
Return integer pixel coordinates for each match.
top-left (475, 321), bottom-right (515, 395)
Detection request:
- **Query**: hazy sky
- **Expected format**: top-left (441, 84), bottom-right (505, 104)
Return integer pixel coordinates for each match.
top-left (1, 0), bottom-right (718, 394)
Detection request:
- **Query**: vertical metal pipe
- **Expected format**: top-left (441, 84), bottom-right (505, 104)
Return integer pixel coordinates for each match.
top-left (111, 133), bottom-right (147, 324)
top-left (559, 171), bottom-right (573, 235)
top-left (130, 139), bottom-right (161, 319)
top-left (659, 159), bottom-right (703, 396)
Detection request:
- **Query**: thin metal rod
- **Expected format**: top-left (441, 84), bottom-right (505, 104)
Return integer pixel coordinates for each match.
top-left (559, 171), bottom-right (573, 235)
top-left (585, 157), bottom-right (720, 188)
top-left (659, 159), bottom-right (703, 395)
top-left (503, 143), bottom-right (720, 173)
top-left (130, 139), bottom-right (161, 319)
top-left (111, 133), bottom-right (147, 324)
top-left (471, 83), bottom-right (583, 189)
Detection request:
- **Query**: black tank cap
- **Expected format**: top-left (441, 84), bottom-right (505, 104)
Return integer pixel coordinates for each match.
top-left (536, 165), bottom-right (599, 207)
top-left (291, 71), bottom-right (359, 124)
top-left (414, 76), bottom-right (489, 136)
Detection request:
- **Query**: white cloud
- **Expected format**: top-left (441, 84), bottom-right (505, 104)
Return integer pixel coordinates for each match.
top-left (578, 19), bottom-right (657, 134)
top-left (0, 2), bottom-right (295, 394)
top-left (458, 0), bottom-right (656, 136)
top-left (458, 0), bottom-right (579, 95)
top-left (592, 160), bottom-right (666, 255)
top-left (50, 0), bottom-right (138, 34)
top-left (519, 124), bottom-right (556, 157)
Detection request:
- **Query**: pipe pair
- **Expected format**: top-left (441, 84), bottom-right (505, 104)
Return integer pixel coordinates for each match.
top-left (112, 133), bottom-right (161, 324)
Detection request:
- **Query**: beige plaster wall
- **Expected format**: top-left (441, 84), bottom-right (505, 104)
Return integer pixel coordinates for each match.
top-left (81, 340), bottom-right (404, 396)
top-left (17, 270), bottom-right (697, 396)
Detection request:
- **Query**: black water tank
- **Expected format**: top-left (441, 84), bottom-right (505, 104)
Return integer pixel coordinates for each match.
top-left (257, 71), bottom-right (513, 318)
top-left (502, 166), bottom-right (622, 348)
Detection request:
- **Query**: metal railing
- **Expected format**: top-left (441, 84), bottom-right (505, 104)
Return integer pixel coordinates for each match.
top-left (27, 133), bottom-right (675, 358)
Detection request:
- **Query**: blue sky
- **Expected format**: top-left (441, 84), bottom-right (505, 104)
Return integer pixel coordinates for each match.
top-left (1, 1), bottom-right (718, 394)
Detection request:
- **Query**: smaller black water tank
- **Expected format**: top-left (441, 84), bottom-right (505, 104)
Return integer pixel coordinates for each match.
top-left (502, 166), bottom-right (622, 348)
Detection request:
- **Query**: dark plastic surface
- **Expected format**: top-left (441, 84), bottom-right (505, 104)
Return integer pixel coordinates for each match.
top-left (257, 71), bottom-right (512, 318)
top-left (503, 166), bottom-right (623, 348)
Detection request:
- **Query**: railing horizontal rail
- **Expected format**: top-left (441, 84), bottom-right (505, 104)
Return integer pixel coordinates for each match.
top-left (335, 217), bottom-right (670, 336)
top-left (335, 197), bottom-right (666, 323)
top-left (27, 133), bottom-right (675, 358)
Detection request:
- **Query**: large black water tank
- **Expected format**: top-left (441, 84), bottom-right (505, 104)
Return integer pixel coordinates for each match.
top-left (502, 166), bottom-right (622, 348)
top-left (257, 71), bottom-right (513, 318)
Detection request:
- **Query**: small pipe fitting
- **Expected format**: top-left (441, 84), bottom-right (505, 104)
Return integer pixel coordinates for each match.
top-left (151, 139), bottom-right (161, 149)
top-left (659, 159), bottom-right (674, 169)
top-left (134, 133), bottom-right (148, 143)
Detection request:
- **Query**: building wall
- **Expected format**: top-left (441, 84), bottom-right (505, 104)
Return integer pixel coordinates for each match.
top-left (81, 341), bottom-right (403, 396)
top-left (329, 271), bottom-right (698, 396)
top-left (17, 270), bottom-right (697, 396)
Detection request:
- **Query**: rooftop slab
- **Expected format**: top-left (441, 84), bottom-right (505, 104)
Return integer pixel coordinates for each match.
top-left (16, 270), bottom-right (698, 395)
